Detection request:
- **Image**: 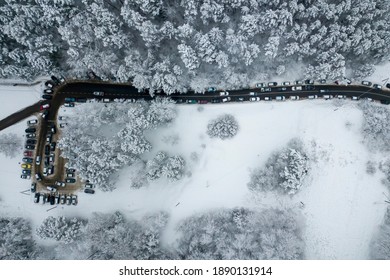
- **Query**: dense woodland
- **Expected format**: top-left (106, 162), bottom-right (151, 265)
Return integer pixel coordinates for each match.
top-left (1, 0), bottom-right (389, 92)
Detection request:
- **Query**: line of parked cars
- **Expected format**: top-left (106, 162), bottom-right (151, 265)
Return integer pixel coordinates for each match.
top-left (33, 192), bottom-right (77, 206)
top-left (21, 119), bottom-right (40, 179)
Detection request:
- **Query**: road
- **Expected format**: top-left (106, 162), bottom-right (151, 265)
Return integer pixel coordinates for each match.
top-left (1, 80), bottom-right (389, 193)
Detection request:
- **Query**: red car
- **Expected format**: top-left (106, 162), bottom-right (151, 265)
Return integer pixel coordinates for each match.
top-left (23, 151), bottom-right (33, 157)
top-left (40, 103), bottom-right (50, 110)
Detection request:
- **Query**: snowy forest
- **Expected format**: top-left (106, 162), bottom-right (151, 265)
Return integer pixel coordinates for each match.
top-left (1, 0), bottom-right (390, 92)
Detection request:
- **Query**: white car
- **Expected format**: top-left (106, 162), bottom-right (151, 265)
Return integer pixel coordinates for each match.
top-left (222, 97), bottom-right (231, 102)
top-left (352, 96), bottom-right (359, 100)
top-left (103, 98), bottom-right (110, 103)
top-left (337, 95), bottom-right (346, 99)
top-left (220, 91), bottom-right (229, 96)
top-left (55, 181), bottom-right (66, 187)
top-left (264, 97), bottom-right (272, 101)
top-left (323, 95), bottom-right (333, 100)
top-left (27, 119), bottom-right (38, 125)
top-left (282, 82), bottom-right (291, 86)
top-left (308, 95), bottom-right (318, 99)
top-left (250, 97), bottom-right (260, 102)
top-left (46, 186), bottom-right (57, 192)
top-left (290, 96), bottom-right (299, 100)
top-left (249, 92), bottom-right (256, 96)
top-left (35, 156), bottom-right (41, 166)
top-left (93, 91), bottom-right (104, 96)
top-left (275, 96), bottom-right (285, 101)
top-left (292, 86), bottom-right (302, 91)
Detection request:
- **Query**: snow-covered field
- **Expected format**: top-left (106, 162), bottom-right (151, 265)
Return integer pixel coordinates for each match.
top-left (0, 84), bottom-right (42, 119)
top-left (1, 92), bottom-right (389, 258)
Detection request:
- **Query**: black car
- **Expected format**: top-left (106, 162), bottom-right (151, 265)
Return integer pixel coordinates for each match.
top-left (34, 192), bottom-right (40, 203)
top-left (76, 98), bottom-right (87, 103)
top-left (67, 168), bottom-right (76, 173)
top-left (51, 75), bottom-right (60, 85)
top-left (234, 97), bottom-right (245, 102)
top-left (45, 81), bottom-right (54, 88)
top-left (305, 85), bottom-right (315, 90)
top-left (380, 100), bottom-right (390, 105)
top-left (305, 79), bottom-right (314, 84)
top-left (26, 139), bottom-right (36, 145)
top-left (42, 110), bottom-right (49, 120)
top-left (50, 195), bottom-right (56, 205)
top-left (44, 157), bottom-right (50, 166)
top-left (175, 99), bottom-right (184, 104)
top-left (84, 188), bottom-right (95, 194)
top-left (25, 145), bottom-right (35, 150)
top-left (31, 183), bottom-right (36, 193)
top-left (22, 157), bottom-right (33, 163)
top-left (386, 83), bottom-right (390, 89)
top-left (22, 169), bottom-right (31, 175)
top-left (50, 142), bottom-right (56, 151)
top-left (25, 127), bottom-right (36, 133)
top-left (20, 174), bottom-right (30, 179)
top-left (45, 145), bottom-right (50, 155)
top-left (42, 94), bottom-right (52, 100)
top-left (211, 99), bottom-right (221, 103)
top-left (65, 178), bottom-right (76, 184)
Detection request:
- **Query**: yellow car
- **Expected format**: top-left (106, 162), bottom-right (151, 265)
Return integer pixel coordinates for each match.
top-left (21, 163), bottom-right (32, 169)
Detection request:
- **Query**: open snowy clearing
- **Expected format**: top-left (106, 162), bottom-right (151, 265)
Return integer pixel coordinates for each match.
top-left (1, 95), bottom-right (388, 259)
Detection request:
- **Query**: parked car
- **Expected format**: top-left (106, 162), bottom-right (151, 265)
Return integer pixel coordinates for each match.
top-left (256, 83), bottom-right (266, 88)
top-left (65, 97), bottom-right (76, 102)
top-left (50, 195), bottom-right (56, 205)
top-left (85, 183), bottom-right (94, 189)
top-left (250, 97), bottom-right (260, 102)
top-left (34, 192), bottom-right (40, 203)
top-left (25, 145), bottom-right (35, 150)
top-left (222, 97), bottom-right (231, 102)
top-left (352, 96), bottom-right (359, 100)
top-left (362, 81), bottom-right (372, 86)
top-left (21, 163), bottom-right (31, 169)
top-left (337, 95), bottom-right (346, 99)
top-left (373, 84), bottom-right (382, 89)
top-left (305, 79), bottom-right (314, 84)
top-left (60, 194), bottom-right (66, 204)
top-left (386, 83), bottom-right (390, 89)
top-left (290, 96), bottom-right (300, 100)
top-left (46, 134), bottom-right (52, 143)
top-left (26, 139), bottom-right (36, 145)
top-left (220, 91), bottom-right (229, 96)
top-left (234, 97), bottom-right (245, 102)
top-left (45, 81), bottom-right (54, 88)
top-left (84, 188), bottom-right (95, 194)
top-left (27, 119), bottom-right (37, 125)
top-left (25, 127), bottom-right (36, 133)
top-left (26, 133), bottom-right (36, 138)
top-left (64, 103), bottom-right (75, 107)
top-left (295, 81), bottom-right (303, 85)
top-left (186, 99), bottom-right (197, 104)
top-left (50, 142), bottom-right (56, 151)
top-left (71, 195), bottom-right (78, 206)
top-left (40, 104), bottom-right (50, 110)
top-left (47, 186), bottom-right (57, 192)
top-left (268, 82), bottom-right (277, 87)
top-left (305, 85), bottom-right (315, 90)
top-left (279, 87), bottom-right (287, 91)
top-left (43, 89), bottom-right (53, 94)
top-left (55, 193), bottom-right (60, 204)
top-left (22, 169), bottom-right (31, 175)
top-left (264, 97), bottom-right (272, 101)
top-left (93, 91), bottom-right (104, 96)
top-left (22, 157), bottom-right (33, 163)
top-left (49, 154), bottom-right (55, 163)
top-left (45, 145), bottom-right (50, 155)
top-left (42, 94), bottom-right (52, 100)
top-left (35, 173), bottom-right (42, 181)
top-left (66, 195), bottom-right (72, 205)
top-left (20, 174), bottom-right (31, 179)
top-left (275, 96), bottom-right (286, 101)
top-left (308, 95), bottom-right (318, 99)
top-left (24, 150), bottom-right (33, 157)
top-left (65, 178), bottom-right (76, 183)
top-left (249, 92), bottom-right (256, 96)
top-left (282, 82), bottom-right (291, 86)
top-left (323, 95), bottom-right (333, 100)
top-left (58, 116), bottom-right (66, 121)
top-left (55, 181), bottom-right (66, 187)
top-left (67, 173), bottom-right (75, 178)
top-left (103, 98), bottom-right (111, 103)
top-left (198, 100), bottom-right (208, 104)
top-left (67, 168), bottom-right (76, 173)
top-left (51, 75), bottom-right (60, 84)
top-left (319, 79), bottom-right (327, 84)
top-left (76, 98), bottom-right (87, 103)
top-left (207, 87), bottom-right (216, 92)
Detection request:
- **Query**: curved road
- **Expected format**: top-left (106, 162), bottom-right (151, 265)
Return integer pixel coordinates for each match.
top-left (1, 80), bottom-right (389, 192)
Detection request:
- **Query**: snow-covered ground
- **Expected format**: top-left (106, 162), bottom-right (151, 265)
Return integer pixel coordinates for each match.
top-left (0, 83), bottom-right (42, 119)
top-left (363, 61), bottom-right (390, 86)
top-left (1, 93), bottom-right (389, 258)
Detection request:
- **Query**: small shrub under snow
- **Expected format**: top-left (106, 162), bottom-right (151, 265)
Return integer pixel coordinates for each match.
top-left (207, 114), bottom-right (239, 140)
